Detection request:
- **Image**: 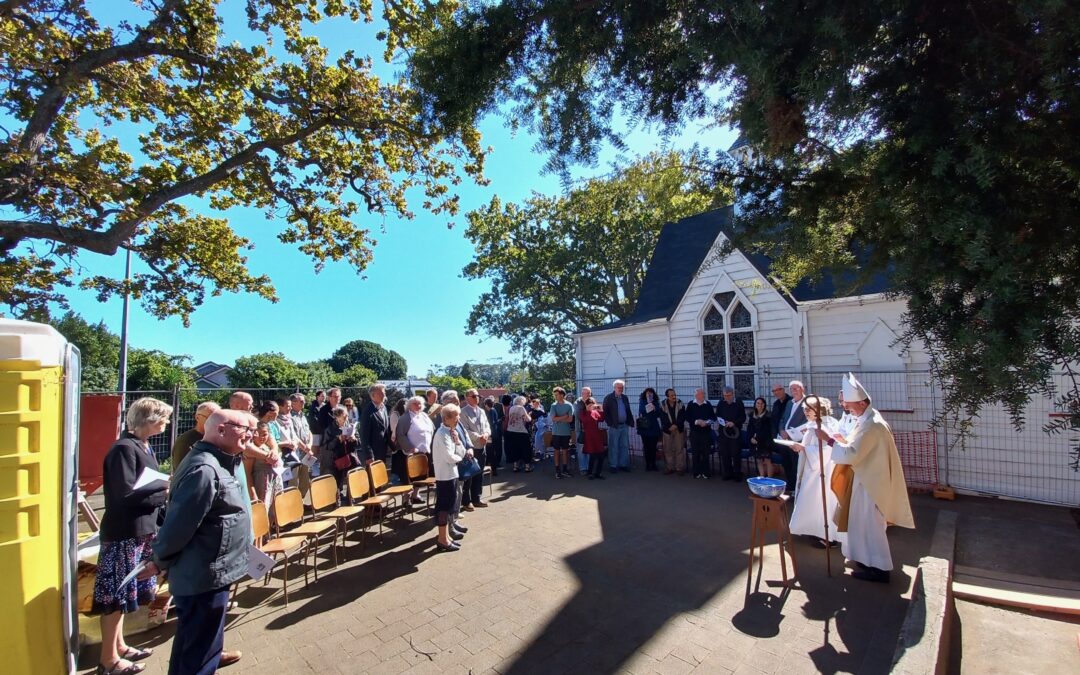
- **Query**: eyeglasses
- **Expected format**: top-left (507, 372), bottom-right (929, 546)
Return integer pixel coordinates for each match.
top-left (223, 422), bottom-right (256, 433)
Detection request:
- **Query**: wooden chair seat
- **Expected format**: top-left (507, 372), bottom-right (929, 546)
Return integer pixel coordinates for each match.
top-left (281, 519), bottom-right (338, 538)
top-left (323, 504), bottom-right (365, 520)
top-left (359, 494), bottom-right (392, 507)
top-left (250, 501), bottom-right (310, 607)
top-left (260, 536), bottom-right (307, 556)
top-left (275, 488), bottom-right (338, 576)
top-left (381, 485), bottom-right (413, 497)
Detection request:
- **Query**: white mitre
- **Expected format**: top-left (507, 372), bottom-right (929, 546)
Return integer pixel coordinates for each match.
top-left (842, 372), bottom-right (870, 404)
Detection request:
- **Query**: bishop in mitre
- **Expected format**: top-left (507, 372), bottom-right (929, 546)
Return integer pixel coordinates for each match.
top-left (830, 373), bottom-right (915, 583)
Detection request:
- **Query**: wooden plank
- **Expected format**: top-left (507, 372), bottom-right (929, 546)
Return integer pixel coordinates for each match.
top-left (954, 565), bottom-right (1080, 593)
top-left (953, 566), bottom-right (1080, 615)
top-left (952, 581), bottom-right (1080, 616)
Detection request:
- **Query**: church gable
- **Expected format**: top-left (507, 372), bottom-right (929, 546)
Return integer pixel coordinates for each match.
top-left (668, 239), bottom-right (800, 390)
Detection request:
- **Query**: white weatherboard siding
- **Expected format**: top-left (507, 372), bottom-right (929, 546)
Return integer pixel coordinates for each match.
top-left (668, 241), bottom-right (798, 373)
top-left (578, 323), bottom-right (669, 394)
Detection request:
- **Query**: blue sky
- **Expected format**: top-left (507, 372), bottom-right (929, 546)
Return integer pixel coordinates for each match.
top-left (48, 3), bottom-right (737, 376)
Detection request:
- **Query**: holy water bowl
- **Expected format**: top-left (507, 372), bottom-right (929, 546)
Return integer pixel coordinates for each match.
top-left (747, 477), bottom-right (786, 499)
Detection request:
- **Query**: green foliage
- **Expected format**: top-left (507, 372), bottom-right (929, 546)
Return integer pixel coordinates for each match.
top-left (49, 311), bottom-right (120, 389)
top-left (430, 361), bottom-right (516, 387)
top-left (0, 0), bottom-right (484, 323)
top-left (463, 151), bottom-right (729, 362)
top-left (508, 360), bottom-right (576, 397)
top-left (338, 364), bottom-right (378, 389)
top-left (412, 0), bottom-right (1080, 462)
top-left (328, 339), bottom-right (407, 379)
top-left (126, 348), bottom-right (195, 392)
top-left (427, 374), bottom-right (476, 393)
top-left (229, 352), bottom-right (306, 389)
top-left (298, 360), bottom-right (338, 390)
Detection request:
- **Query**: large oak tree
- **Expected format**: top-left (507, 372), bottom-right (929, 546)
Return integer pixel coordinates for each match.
top-left (409, 0), bottom-right (1080, 460)
top-left (0, 0), bottom-right (484, 321)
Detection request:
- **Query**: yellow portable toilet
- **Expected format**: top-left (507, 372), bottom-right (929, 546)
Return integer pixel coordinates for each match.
top-left (0, 319), bottom-right (80, 674)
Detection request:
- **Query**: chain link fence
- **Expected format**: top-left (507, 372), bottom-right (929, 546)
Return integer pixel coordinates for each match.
top-left (82, 369), bottom-right (1078, 506)
top-left (576, 368), bottom-right (1079, 507)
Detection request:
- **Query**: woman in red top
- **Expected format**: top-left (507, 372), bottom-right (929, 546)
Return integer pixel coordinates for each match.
top-left (579, 397), bottom-right (607, 480)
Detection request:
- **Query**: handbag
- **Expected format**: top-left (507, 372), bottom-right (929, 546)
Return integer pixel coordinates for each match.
top-left (333, 452), bottom-right (357, 471)
top-left (458, 455), bottom-right (482, 480)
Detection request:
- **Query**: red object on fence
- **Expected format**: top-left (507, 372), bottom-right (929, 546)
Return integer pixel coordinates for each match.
top-left (79, 394), bottom-right (123, 494)
top-left (894, 430), bottom-right (938, 490)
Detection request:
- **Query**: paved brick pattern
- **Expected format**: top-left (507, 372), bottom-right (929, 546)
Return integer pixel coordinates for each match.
top-left (80, 466), bottom-right (933, 674)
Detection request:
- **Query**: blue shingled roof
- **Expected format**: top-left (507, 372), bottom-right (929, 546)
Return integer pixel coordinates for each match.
top-left (578, 207), bottom-right (894, 334)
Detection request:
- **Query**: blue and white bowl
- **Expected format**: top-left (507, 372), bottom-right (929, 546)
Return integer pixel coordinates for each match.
top-left (747, 477), bottom-right (786, 499)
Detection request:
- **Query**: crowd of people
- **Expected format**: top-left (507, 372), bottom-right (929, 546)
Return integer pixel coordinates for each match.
top-left (89, 375), bottom-right (913, 675)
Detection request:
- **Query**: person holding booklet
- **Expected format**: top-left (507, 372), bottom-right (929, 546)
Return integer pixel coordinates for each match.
top-left (785, 396), bottom-right (846, 549)
top-left (92, 397), bottom-right (173, 675)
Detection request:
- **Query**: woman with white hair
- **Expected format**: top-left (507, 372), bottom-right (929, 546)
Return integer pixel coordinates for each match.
top-left (505, 395), bottom-right (532, 472)
top-left (396, 395), bottom-right (434, 503)
top-left (431, 404), bottom-right (467, 552)
top-left (92, 397), bottom-right (173, 675)
top-left (788, 395), bottom-right (846, 548)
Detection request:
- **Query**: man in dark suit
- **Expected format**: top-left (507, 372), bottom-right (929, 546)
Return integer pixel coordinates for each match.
top-left (715, 386), bottom-right (747, 481)
top-left (358, 383), bottom-right (393, 465)
top-left (602, 379), bottom-right (635, 473)
top-left (771, 383), bottom-right (796, 491)
top-left (777, 380), bottom-right (807, 493)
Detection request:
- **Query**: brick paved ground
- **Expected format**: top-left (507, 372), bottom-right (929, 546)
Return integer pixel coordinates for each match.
top-left (80, 464), bottom-right (935, 674)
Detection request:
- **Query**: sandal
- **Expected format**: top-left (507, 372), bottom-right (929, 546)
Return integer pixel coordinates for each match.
top-left (120, 647), bottom-right (153, 662)
top-left (97, 659), bottom-right (145, 675)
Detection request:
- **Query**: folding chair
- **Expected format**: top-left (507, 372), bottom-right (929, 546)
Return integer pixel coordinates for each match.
top-left (406, 453), bottom-right (436, 520)
top-left (251, 501), bottom-right (309, 607)
top-left (307, 474), bottom-right (365, 551)
top-left (274, 488), bottom-right (339, 578)
top-left (369, 460), bottom-right (412, 519)
top-left (348, 467), bottom-right (392, 548)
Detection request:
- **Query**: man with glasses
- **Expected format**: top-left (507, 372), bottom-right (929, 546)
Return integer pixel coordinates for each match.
top-left (460, 389), bottom-right (491, 508)
top-left (150, 409), bottom-right (253, 673)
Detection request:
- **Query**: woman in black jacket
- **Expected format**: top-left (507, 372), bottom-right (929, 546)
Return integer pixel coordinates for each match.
top-left (747, 397), bottom-right (776, 478)
top-left (92, 397), bottom-right (173, 675)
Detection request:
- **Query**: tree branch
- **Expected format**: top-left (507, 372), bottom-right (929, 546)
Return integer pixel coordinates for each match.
top-left (16, 0), bottom-right (186, 159)
top-left (0, 119), bottom-right (331, 254)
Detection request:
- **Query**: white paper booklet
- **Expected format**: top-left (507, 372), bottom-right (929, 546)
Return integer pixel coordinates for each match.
top-left (133, 467), bottom-right (170, 491)
top-left (247, 544), bottom-right (276, 579)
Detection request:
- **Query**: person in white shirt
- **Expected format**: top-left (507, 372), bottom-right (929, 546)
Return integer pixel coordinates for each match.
top-left (396, 396), bottom-right (434, 504)
top-left (788, 396), bottom-right (846, 548)
top-left (431, 405), bottom-right (469, 552)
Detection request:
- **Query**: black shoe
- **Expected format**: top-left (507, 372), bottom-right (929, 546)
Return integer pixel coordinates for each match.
top-left (810, 538), bottom-right (828, 549)
top-left (555, 471), bottom-right (563, 479)
top-left (435, 542), bottom-right (460, 552)
top-left (453, 523), bottom-right (468, 533)
top-left (449, 530), bottom-right (464, 540)
top-left (851, 567), bottom-right (891, 583)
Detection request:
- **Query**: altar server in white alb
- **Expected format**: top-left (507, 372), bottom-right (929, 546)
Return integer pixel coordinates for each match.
top-left (830, 373), bottom-right (914, 583)
top-left (788, 395), bottom-right (846, 548)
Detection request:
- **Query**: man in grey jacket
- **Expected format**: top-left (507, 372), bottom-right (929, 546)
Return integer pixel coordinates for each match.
top-left (149, 409), bottom-right (253, 675)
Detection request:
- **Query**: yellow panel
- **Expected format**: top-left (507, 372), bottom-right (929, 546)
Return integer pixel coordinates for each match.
top-left (0, 365), bottom-right (65, 675)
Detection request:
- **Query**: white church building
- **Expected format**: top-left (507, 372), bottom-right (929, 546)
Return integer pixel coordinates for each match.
top-left (574, 151), bottom-right (1077, 507)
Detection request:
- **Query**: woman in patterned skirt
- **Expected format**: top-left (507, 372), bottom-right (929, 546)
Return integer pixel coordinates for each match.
top-left (92, 397), bottom-right (173, 675)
